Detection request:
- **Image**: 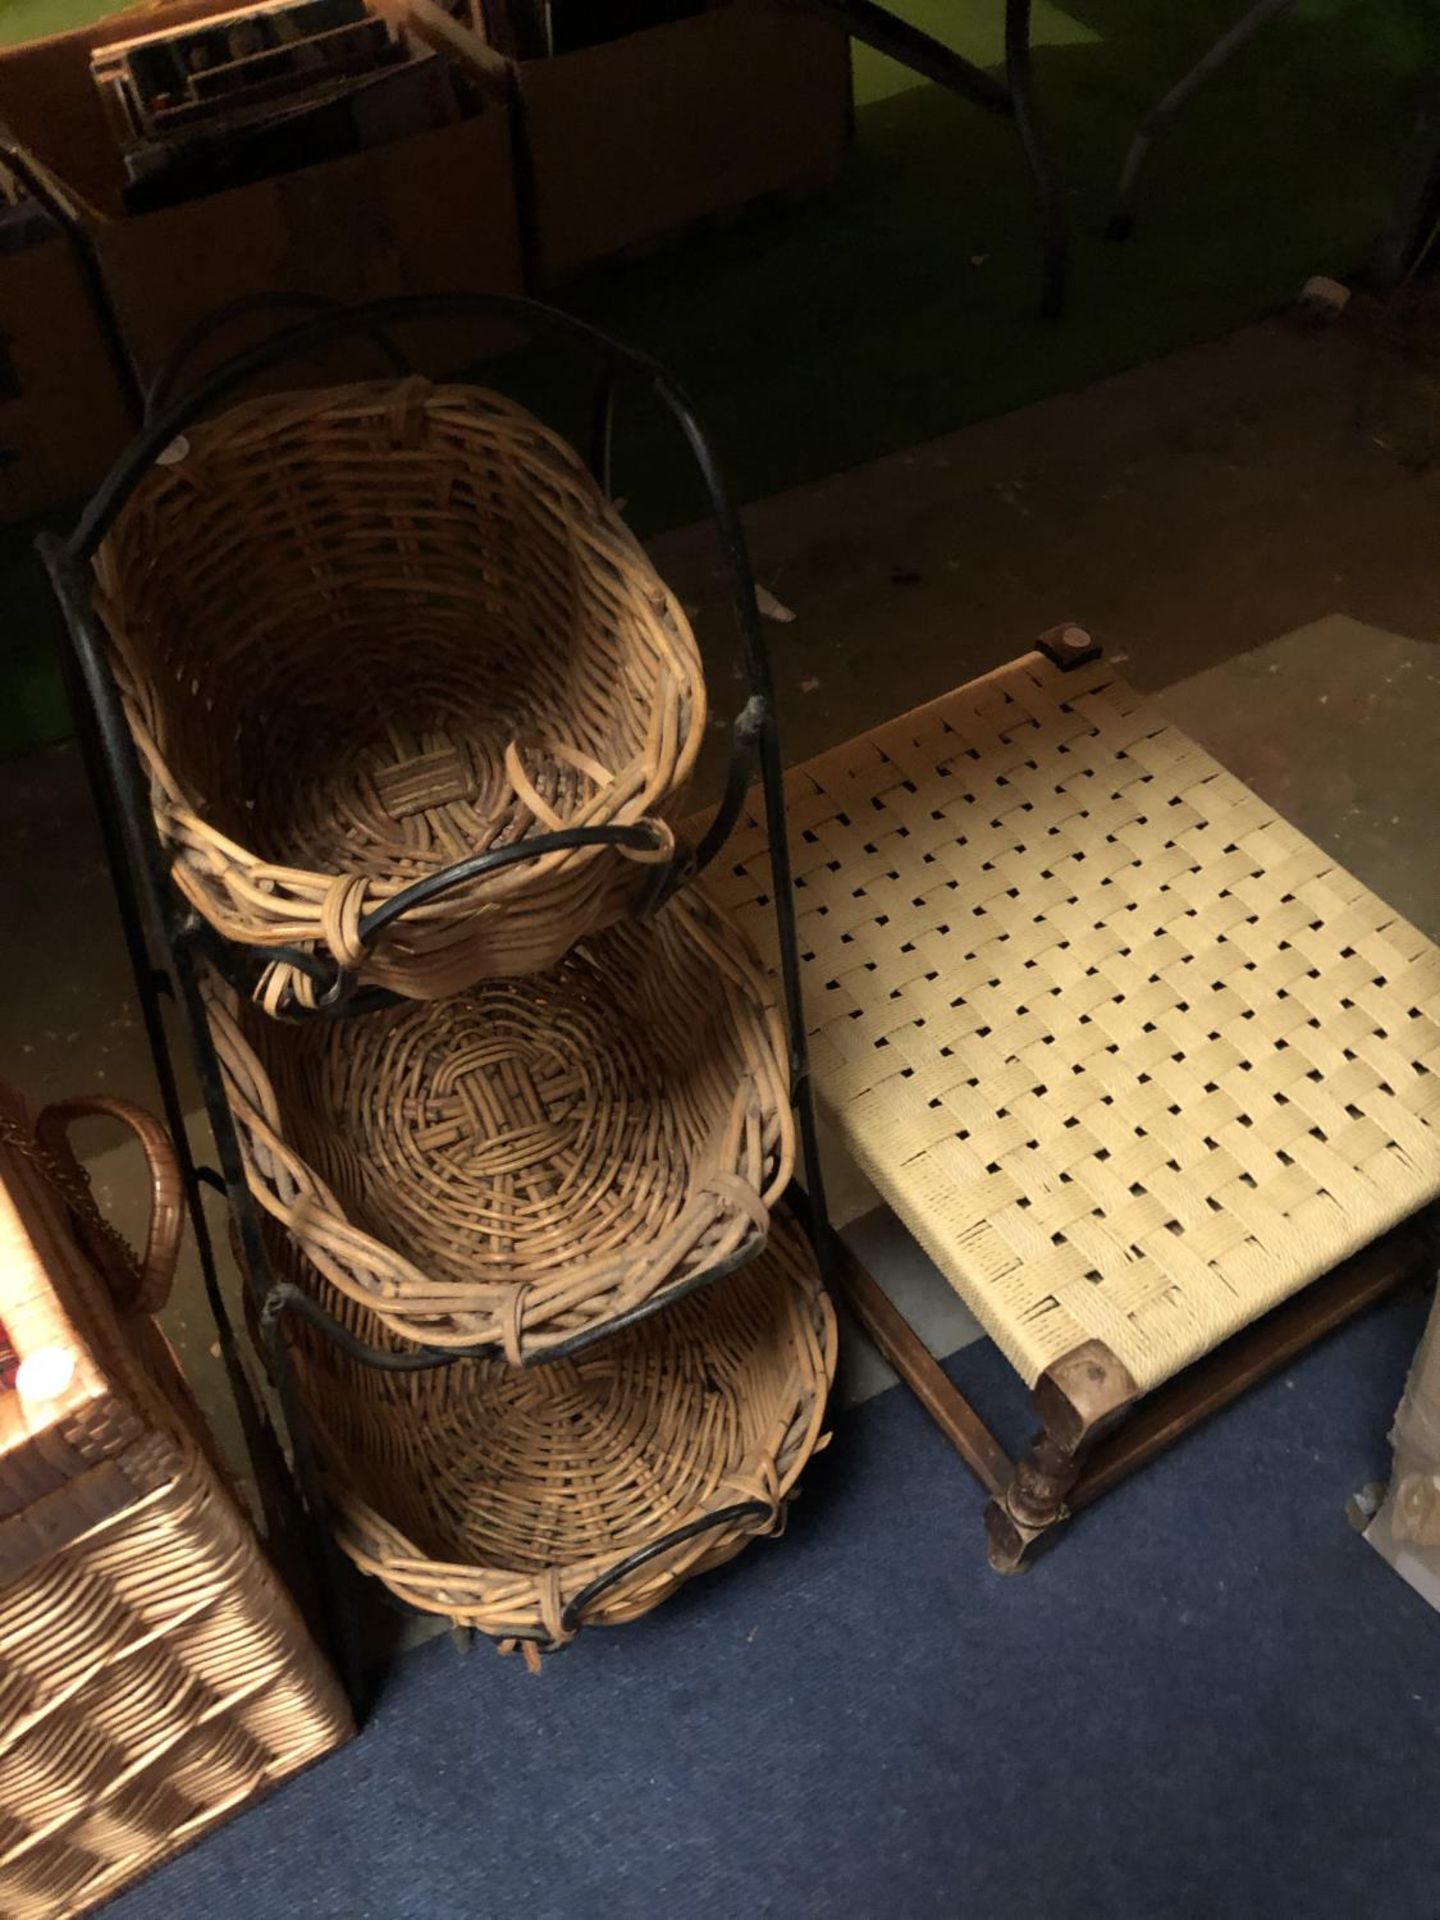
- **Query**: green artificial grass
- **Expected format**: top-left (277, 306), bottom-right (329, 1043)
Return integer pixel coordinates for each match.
top-left (0, 0), bottom-right (127, 40)
top-left (1, 0), bottom-right (1434, 757)
top-left (543, 0), bottom-right (1433, 523)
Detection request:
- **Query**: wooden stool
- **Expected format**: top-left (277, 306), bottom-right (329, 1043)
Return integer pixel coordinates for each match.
top-left (699, 646), bottom-right (1440, 1565)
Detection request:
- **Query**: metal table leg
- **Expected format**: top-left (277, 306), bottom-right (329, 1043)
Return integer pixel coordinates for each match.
top-left (1369, 78), bottom-right (1440, 291)
top-left (1005, 0), bottom-right (1067, 320)
top-left (1107, 0), bottom-right (1298, 241)
top-left (801, 0), bottom-right (1069, 317)
top-left (818, 0), bottom-right (1010, 114)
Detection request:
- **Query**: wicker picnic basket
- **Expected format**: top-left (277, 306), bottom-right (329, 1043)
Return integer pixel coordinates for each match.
top-left (91, 378), bottom-right (706, 1008)
top-left (0, 1085), bottom-right (350, 1920)
top-left (207, 886), bottom-right (794, 1361)
top-left (293, 1205), bottom-right (835, 1656)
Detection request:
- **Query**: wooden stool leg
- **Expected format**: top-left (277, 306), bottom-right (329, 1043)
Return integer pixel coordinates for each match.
top-left (985, 1340), bottom-right (1138, 1572)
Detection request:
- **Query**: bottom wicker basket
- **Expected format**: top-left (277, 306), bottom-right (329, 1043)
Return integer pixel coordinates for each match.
top-left (299, 1207), bottom-right (836, 1657)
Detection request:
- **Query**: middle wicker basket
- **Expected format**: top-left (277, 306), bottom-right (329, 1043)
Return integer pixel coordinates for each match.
top-left (208, 888), bottom-right (794, 1362)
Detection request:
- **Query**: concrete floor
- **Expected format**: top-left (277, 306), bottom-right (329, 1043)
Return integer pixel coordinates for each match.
top-left (3, 308), bottom-right (1438, 1485)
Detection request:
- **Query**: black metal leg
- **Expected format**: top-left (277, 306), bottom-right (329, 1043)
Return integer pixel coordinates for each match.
top-left (262, 1299), bottom-right (371, 1714)
top-left (814, 0), bottom-right (1075, 318)
top-left (170, 939), bottom-right (374, 1712)
top-left (1369, 79), bottom-right (1440, 291)
top-left (55, 628), bottom-right (252, 1394)
top-left (805, 0), bottom-right (1067, 321)
top-left (42, 535), bottom-right (371, 1716)
top-left (806, 0), bottom-right (1009, 114)
top-left (1005, 0), bottom-right (1068, 320)
top-left (1107, 0), bottom-right (1298, 241)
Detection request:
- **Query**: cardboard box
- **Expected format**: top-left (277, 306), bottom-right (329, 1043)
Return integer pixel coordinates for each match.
top-left (0, 1), bottom-right (523, 500)
top-left (97, 113), bottom-right (521, 388)
top-left (401, 0), bottom-right (853, 280)
top-left (0, 222), bottom-right (135, 519)
top-left (517, 0), bottom-right (852, 280)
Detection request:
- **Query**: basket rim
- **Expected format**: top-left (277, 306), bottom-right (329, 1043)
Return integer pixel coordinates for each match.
top-left (207, 886), bottom-right (796, 1361)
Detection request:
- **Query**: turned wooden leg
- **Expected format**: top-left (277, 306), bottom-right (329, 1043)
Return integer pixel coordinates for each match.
top-left (985, 1340), bottom-right (1138, 1573)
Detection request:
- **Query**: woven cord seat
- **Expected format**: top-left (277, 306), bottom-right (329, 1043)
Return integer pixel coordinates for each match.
top-left (93, 378), bottom-right (705, 1007)
top-left (208, 887), bottom-right (794, 1360)
top-left (290, 1207), bottom-right (835, 1654)
top-left (699, 652), bottom-right (1440, 1397)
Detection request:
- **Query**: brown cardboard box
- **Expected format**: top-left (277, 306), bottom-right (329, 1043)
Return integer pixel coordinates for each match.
top-left (96, 113), bottom-right (521, 389)
top-left (0, 2), bottom-right (523, 505)
top-left (0, 225), bottom-right (134, 518)
top-left (516, 0), bottom-right (852, 281)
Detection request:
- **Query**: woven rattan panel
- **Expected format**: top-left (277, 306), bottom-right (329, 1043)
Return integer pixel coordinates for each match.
top-left (702, 654), bottom-right (1440, 1393)
top-left (0, 1446), bottom-right (350, 1920)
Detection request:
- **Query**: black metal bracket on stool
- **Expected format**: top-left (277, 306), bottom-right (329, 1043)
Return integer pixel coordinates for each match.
top-left (41, 290), bottom-right (842, 1715)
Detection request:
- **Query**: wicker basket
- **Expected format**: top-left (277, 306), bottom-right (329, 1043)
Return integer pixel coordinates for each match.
top-left (92, 378), bottom-right (706, 1006)
top-left (0, 1087), bottom-right (351, 1920)
top-left (299, 1206), bottom-right (834, 1653)
top-left (208, 886), bottom-right (794, 1361)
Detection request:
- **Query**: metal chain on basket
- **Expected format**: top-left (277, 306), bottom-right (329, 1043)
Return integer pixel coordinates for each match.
top-left (0, 1111), bottom-right (143, 1287)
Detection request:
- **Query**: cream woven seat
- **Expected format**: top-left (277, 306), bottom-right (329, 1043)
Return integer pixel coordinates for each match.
top-left (703, 652), bottom-right (1440, 1397)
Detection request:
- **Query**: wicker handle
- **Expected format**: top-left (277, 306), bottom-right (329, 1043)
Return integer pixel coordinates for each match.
top-left (358, 819), bottom-right (675, 945)
top-left (558, 1499), bottom-right (776, 1636)
top-left (31, 1097), bottom-right (183, 1316)
top-left (258, 818), bottom-right (680, 1015)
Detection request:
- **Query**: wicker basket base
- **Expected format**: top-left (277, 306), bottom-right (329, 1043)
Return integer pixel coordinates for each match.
top-left (301, 1207), bottom-right (835, 1650)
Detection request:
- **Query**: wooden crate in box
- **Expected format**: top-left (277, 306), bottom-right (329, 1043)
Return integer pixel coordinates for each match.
top-left (0, 1086), bottom-right (351, 1920)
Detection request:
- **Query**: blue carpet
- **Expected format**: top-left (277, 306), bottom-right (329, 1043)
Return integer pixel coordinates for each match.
top-left (115, 1292), bottom-right (1440, 1920)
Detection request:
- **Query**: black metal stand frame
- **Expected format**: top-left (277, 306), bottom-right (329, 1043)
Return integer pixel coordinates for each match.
top-left (39, 290), bottom-right (840, 1712)
top-left (0, 129), bottom-right (144, 430)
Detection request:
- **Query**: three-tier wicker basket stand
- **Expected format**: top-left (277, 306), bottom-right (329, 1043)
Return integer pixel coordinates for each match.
top-left (40, 291), bottom-right (843, 1707)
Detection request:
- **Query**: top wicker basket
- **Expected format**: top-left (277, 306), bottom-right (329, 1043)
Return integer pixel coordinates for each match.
top-left (92, 377), bottom-right (706, 1007)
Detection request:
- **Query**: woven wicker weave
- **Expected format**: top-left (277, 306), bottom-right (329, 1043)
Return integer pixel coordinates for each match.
top-left (0, 1088), bottom-right (350, 1920)
top-left (92, 378), bottom-right (705, 1005)
top-left (208, 887), bottom-right (794, 1359)
top-left (697, 652), bottom-right (1440, 1394)
top-left (297, 1206), bottom-right (835, 1649)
